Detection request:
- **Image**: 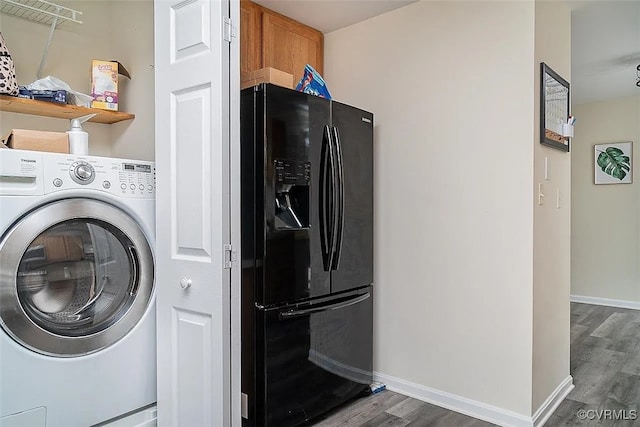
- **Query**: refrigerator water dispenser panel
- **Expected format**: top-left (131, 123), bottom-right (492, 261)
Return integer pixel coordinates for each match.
top-left (274, 159), bottom-right (310, 229)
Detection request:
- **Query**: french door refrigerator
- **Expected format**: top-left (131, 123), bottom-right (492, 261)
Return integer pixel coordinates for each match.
top-left (241, 83), bottom-right (374, 427)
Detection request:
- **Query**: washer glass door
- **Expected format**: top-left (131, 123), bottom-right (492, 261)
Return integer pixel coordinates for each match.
top-left (0, 199), bottom-right (154, 357)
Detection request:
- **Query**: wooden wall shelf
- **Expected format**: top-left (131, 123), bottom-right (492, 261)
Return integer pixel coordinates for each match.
top-left (0, 95), bottom-right (135, 124)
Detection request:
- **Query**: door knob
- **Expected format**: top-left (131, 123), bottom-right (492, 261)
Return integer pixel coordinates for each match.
top-left (180, 278), bottom-right (192, 289)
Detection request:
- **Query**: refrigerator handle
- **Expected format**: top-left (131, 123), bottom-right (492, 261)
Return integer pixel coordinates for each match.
top-left (320, 125), bottom-right (336, 271)
top-left (279, 292), bottom-right (371, 320)
top-left (328, 125), bottom-right (340, 270)
top-left (331, 126), bottom-right (345, 270)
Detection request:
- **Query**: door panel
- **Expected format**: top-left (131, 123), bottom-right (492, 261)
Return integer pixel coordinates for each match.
top-left (240, 0), bottom-right (262, 75)
top-left (154, 0), bottom-right (231, 425)
top-left (330, 102), bottom-right (374, 294)
top-left (260, 85), bottom-right (331, 305)
top-left (173, 308), bottom-right (214, 427)
top-left (261, 10), bottom-right (323, 84)
top-left (173, 86), bottom-right (214, 261)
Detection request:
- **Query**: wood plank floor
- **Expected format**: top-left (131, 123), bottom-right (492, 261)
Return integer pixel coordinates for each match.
top-left (549, 303), bottom-right (640, 426)
top-left (309, 303), bottom-right (640, 426)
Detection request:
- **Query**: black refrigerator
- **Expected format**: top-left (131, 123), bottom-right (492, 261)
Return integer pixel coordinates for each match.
top-left (240, 83), bottom-right (374, 427)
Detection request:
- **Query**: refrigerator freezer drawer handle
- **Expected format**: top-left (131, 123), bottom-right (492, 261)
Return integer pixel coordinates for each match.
top-left (279, 292), bottom-right (371, 320)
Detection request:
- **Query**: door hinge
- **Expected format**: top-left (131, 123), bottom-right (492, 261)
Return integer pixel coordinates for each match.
top-left (223, 17), bottom-right (236, 43)
top-left (224, 244), bottom-right (236, 268)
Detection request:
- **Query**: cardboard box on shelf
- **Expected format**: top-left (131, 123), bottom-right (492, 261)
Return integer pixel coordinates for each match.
top-left (241, 67), bottom-right (294, 90)
top-left (1, 129), bottom-right (69, 153)
top-left (90, 60), bottom-right (131, 111)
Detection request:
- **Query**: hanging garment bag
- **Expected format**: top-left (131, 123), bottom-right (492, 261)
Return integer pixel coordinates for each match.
top-left (0, 32), bottom-right (19, 96)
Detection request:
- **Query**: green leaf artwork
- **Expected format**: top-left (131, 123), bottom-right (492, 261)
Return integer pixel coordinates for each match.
top-left (597, 147), bottom-right (630, 180)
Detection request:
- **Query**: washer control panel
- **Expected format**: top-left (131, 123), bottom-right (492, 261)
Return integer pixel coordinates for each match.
top-left (117, 162), bottom-right (155, 196)
top-left (43, 153), bottom-right (155, 198)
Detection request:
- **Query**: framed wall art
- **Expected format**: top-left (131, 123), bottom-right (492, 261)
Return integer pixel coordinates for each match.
top-left (540, 62), bottom-right (570, 152)
top-left (594, 142), bottom-right (633, 184)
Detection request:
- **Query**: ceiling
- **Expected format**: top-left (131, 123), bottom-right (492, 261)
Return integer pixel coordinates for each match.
top-left (252, 0), bottom-right (418, 33)
top-left (571, 1), bottom-right (640, 105)
top-left (254, 0), bottom-right (640, 105)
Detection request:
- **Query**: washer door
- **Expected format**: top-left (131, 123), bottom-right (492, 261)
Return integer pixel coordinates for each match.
top-left (0, 198), bottom-right (154, 357)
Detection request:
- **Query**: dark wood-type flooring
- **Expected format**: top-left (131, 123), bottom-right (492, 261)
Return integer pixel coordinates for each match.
top-left (310, 303), bottom-right (640, 426)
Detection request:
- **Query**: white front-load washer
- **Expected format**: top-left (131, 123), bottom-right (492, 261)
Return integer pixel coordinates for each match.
top-left (0, 149), bottom-right (156, 427)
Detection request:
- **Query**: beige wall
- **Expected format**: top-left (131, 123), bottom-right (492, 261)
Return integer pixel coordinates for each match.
top-left (571, 95), bottom-right (640, 302)
top-left (0, 0), bottom-right (154, 161)
top-left (532, 0), bottom-right (571, 413)
top-left (110, 0), bottom-right (155, 161)
top-left (325, 1), bottom-right (536, 416)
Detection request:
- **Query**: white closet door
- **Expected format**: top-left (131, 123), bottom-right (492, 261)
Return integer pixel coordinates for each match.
top-left (154, 0), bottom-right (232, 426)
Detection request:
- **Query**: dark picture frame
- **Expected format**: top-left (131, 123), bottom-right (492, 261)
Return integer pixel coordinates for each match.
top-left (540, 62), bottom-right (570, 152)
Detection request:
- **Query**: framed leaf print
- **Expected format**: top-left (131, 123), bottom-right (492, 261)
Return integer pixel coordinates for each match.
top-left (594, 142), bottom-right (633, 184)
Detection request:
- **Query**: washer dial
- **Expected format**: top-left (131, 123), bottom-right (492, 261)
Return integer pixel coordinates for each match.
top-left (69, 161), bottom-right (96, 185)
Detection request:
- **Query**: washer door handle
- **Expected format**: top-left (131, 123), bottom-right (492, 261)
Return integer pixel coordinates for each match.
top-left (180, 278), bottom-right (192, 289)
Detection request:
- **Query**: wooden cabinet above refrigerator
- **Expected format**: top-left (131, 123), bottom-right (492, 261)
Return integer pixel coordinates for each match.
top-left (240, 0), bottom-right (324, 85)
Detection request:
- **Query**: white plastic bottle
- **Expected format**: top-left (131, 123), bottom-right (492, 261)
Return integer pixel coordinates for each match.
top-left (67, 113), bottom-right (96, 155)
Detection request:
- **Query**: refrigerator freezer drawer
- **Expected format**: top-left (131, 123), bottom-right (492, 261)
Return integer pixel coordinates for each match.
top-left (252, 287), bottom-right (373, 427)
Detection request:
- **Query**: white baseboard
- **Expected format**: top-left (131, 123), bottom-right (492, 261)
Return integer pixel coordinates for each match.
top-left (374, 373), bottom-right (573, 427)
top-left (571, 294), bottom-right (640, 311)
top-left (374, 372), bottom-right (533, 427)
top-left (532, 376), bottom-right (574, 427)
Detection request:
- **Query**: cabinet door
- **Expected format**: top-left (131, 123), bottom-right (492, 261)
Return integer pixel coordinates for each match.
top-left (240, 0), bottom-right (262, 75)
top-left (262, 10), bottom-right (323, 84)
